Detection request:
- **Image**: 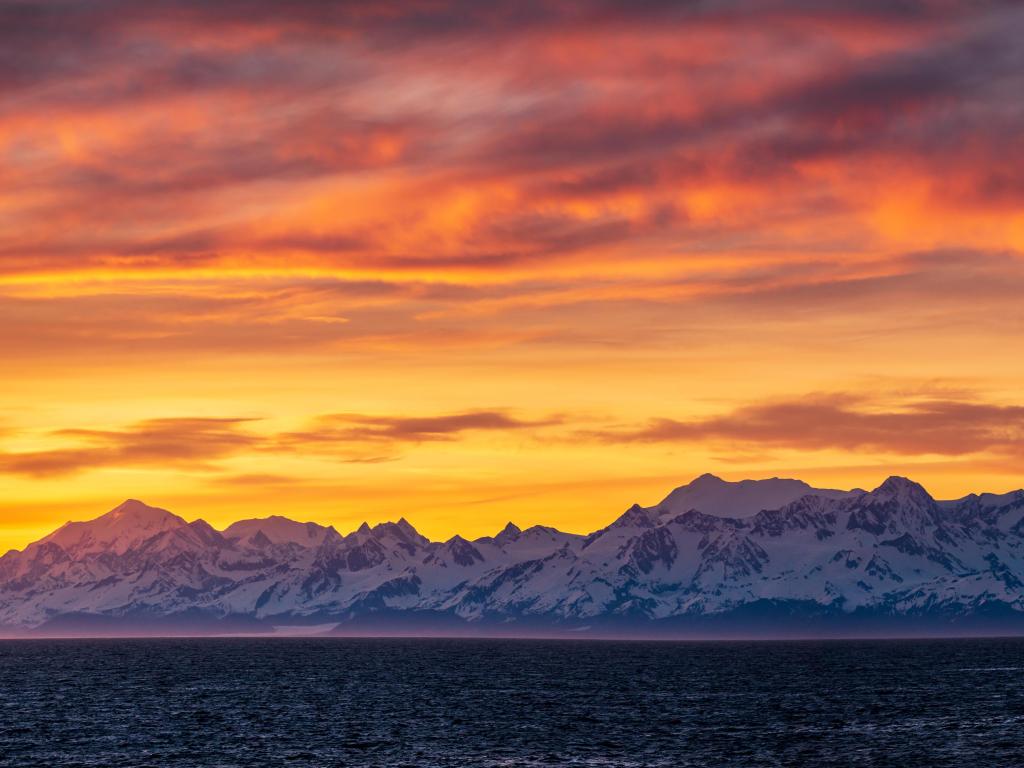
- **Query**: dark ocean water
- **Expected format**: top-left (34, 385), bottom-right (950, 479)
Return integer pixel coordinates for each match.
top-left (1, 638), bottom-right (1023, 767)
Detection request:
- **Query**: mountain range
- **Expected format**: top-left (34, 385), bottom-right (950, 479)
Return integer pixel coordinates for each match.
top-left (3, 473), bottom-right (1024, 637)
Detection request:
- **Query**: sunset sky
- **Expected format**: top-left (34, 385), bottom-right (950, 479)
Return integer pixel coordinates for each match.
top-left (2, 0), bottom-right (1023, 551)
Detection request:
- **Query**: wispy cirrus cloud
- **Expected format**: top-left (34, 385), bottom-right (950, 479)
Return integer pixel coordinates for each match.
top-left (1, 249), bottom-right (1021, 362)
top-left (2, 0), bottom-right (1022, 281)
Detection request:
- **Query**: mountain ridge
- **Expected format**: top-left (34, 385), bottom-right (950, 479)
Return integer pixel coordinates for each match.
top-left (3, 473), bottom-right (1024, 637)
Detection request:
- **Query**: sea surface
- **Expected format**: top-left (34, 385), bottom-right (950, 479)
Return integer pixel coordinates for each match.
top-left (1, 637), bottom-right (1023, 767)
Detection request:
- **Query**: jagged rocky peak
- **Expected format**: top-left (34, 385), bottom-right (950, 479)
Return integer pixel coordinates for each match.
top-left (845, 476), bottom-right (941, 536)
top-left (443, 535), bottom-right (484, 566)
top-left (371, 518), bottom-right (429, 548)
top-left (865, 476), bottom-right (936, 506)
top-left (610, 503), bottom-right (660, 529)
top-left (494, 521), bottom-right (522, 544)
top-left (179, 519), bottom-right (227, 548)
top-left (188, 518), bottom-right (220, 535)
top-left (950, 489), bottom-right (1024, 529)
top-left (396, 517), bottom-right (420, 536)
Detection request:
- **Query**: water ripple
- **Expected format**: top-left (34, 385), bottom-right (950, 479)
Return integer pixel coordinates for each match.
top-left (0, 638), bottom-right (1022, 767)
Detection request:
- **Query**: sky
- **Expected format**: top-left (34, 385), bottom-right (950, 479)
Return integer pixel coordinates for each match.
top-left (1, 0), bottom-right (1023, 550)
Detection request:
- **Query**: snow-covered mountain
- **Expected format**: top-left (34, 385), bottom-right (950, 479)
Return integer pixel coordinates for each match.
top-left (3, 474), bottom-right (1024, 636)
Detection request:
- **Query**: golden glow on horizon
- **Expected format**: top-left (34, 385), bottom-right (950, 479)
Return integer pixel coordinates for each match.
top-left (1, 2), bottom-right (1023, 552)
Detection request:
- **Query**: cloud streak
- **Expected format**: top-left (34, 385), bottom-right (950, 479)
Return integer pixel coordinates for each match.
top-left (587, 395), bottom-right (1024, 457)
top-left (0, 418), bottom-right (262, 477)
top-left (6, 394), bottom-right (1020, 481)
top-left (278, 411), bottom-right (563, 447)
top-left (1, 0), bottom-right (1022, 281)
top-left (2, 1), bottom-right (1024, 548)
top-left (0, 411), bottom-right (564, 476)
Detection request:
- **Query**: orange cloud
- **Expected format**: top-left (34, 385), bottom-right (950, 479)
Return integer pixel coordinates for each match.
top-left (0, 411), bottom-right (565, 477)
top-left (1, 0), bottom-right (1020, 282)
top-left (586, 394), bottom-right (1024, 458)
top-left (0, 418), bottom-right (262, 477)
top-left (2, 1), bottom-right (1024, 551)
top-left (278, 411), bottom-right (564, 446)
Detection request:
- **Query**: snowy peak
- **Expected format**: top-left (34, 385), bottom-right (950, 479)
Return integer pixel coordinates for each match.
top-left (654, 474), bottom-right (853, 519)
top-left (950, 489), bottom-right (1024, 529)
top-left (867, 476), bottom-right (935, 505)
top-left (40, 499), bottom-right (187, 556)
top-left (186, 519), bottom-right (226, 547)
top-left (610, 504), bottom-right (660, 529)
top-left (370, 519), bottom-right (429, 549)
top-left (491, 521), bottom-right (522, 546)
top-left (109, 498), bottom-right (163, 517)
top-left (442, 535), bottom-right (484, 566)
top-left (975, 490), bottom-right (1024, 508)
top-left (223, 516), bottom-right (340, 548)
top-left (845, 476), bottom-right (941, 536)
top-left (395, 517), bottom-right (421, 538)
top-left (6, 474), bottom-right (1024, 634)
top-left (105, 499), bottom-right (184, 528)
top-left (691, 472), bottom-right (726, 487)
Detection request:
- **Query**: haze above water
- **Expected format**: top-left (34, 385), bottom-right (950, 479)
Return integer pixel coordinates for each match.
top-left (1, 638), bottom-right (1022, 767)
